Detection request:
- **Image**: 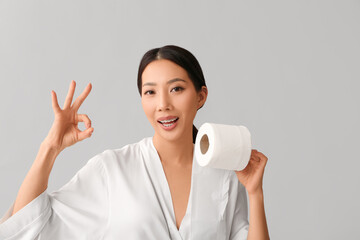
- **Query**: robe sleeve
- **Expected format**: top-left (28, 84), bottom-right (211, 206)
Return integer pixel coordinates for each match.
top-left (0, 153), bottom-right (109, 240)
top-left (229, 181), bottom-right (249, 240)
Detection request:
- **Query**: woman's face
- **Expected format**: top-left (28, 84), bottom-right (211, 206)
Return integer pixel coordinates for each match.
top-left (141, 59), bottom-right (207, 142)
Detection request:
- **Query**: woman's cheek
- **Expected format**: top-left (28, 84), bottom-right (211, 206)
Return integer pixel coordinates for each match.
top-left (183, 93), bottom-right (197, 113)
top-left (142, 101), bottom-right (153, 122)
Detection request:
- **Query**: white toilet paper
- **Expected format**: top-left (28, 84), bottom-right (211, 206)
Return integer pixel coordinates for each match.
top-left (194, 123), bottom-right (252, 171)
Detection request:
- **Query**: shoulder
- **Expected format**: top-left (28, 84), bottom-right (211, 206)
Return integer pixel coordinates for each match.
top-left (91, 137), bottom-right (152, 171)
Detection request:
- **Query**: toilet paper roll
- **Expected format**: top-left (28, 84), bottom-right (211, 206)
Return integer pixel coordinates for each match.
top-left (194, 123), bottom-right (252, 171)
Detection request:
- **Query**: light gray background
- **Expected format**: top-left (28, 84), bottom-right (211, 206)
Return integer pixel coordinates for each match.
top-left (0, 0), bottom-right (359, 239)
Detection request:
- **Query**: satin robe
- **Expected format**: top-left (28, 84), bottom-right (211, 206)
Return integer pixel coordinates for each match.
top-left (0, 137), bottom-right (248, 240)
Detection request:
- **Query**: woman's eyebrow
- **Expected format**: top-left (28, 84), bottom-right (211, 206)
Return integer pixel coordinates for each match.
top-left (142, 78), bottom-right (186, 87)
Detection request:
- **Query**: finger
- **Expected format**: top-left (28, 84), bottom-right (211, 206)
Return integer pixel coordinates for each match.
top-left (51, 90), bottom-right (61, 113)
top-left (72, 83), bottom-right (92, 111)
top-left (250, 150), bottom-right (260, 161)
top-left (63, 80), bottom-right (76, 109)
top-left (78, 127), bottom-right (94, 142)
top-left (76, 114), bottom-right (92, 128)
top-left (256, 151), bottom-right (268, 161)
top-left (256, 152), bottom-right (269, 166)
top-left (252, 149), bottom-right (267, 161)
top-left (250, 155), bottom-right (260, 162)
top-left (251, 149), bottom-right (259, 156)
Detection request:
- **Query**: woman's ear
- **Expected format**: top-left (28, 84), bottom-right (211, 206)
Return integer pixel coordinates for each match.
top-left (197, 86), bottom-right (208, 110)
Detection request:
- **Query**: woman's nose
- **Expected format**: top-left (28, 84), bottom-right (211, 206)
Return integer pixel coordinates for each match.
top-left (157, 93), bottom-right (171, 111)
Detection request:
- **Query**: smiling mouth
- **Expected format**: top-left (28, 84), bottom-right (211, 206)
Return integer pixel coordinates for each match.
top-left (157, 117), bottom-right (179, 127)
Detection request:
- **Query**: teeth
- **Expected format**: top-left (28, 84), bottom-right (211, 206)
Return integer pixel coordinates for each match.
top-left (160, 117), bottom-right (178, 123)
top-left (163, 122), bottom-right (175, 127)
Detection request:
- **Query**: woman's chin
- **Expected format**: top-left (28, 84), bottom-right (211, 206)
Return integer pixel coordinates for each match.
top-left (154, 128), bottom-right (182, 143)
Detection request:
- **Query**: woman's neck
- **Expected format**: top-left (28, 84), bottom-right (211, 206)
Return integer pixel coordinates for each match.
top-left (152, 132), bottom-right (194, 167)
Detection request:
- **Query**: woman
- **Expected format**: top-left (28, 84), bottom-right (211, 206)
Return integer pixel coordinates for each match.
top-left (0, 45), bottom-right (269, 239)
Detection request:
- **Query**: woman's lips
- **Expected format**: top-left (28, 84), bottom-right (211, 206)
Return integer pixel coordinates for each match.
top-left (157, 116), bottom-right (179, 122)
top-left (158, 118), bottom-right (179, 130)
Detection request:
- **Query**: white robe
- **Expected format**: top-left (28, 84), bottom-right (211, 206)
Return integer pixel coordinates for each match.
top-left (0, 137), bottom-right (249, 240)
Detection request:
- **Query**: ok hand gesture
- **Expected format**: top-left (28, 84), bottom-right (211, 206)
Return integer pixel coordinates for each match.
top-left (44, 80), bottom-right (94, 153)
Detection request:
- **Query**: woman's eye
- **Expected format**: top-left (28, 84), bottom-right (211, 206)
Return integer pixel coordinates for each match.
top-left (171, 87), bottom-right (184, 92)
top-left (144, 90), bottom-right (154, 95)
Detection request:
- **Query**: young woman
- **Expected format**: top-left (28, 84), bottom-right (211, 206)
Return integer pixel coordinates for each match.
top-left (0, 45), bottom-right (269, 239)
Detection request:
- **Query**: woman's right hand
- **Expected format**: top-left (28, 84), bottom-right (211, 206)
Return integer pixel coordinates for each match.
top-left (43, 80), bottom-right (94, 153)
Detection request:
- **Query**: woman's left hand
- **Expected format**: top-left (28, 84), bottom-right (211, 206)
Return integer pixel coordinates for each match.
top-left (235, 149), bottom-right (268, 195)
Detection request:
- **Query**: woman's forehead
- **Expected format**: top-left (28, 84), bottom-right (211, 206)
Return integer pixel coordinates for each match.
top-left (142, 59), bottom-right (190, 84)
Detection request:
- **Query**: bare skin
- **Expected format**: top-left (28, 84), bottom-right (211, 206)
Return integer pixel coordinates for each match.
top-left (11, 60), bottom-right (269, 239)
top-left (141, 59), bottom-right (205, 229)
top-left (236, 149), bottom-right (270, 239)
top-left (141, 59), bottom-right (270, 239)
top-left (11, 80), bottom-right (93, 216)
top-left (161, 158), bottom-right (192, 229)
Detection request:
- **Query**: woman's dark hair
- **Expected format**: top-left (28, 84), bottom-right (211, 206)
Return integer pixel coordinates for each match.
top-left (137, 45), bottom-right (207, 144)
